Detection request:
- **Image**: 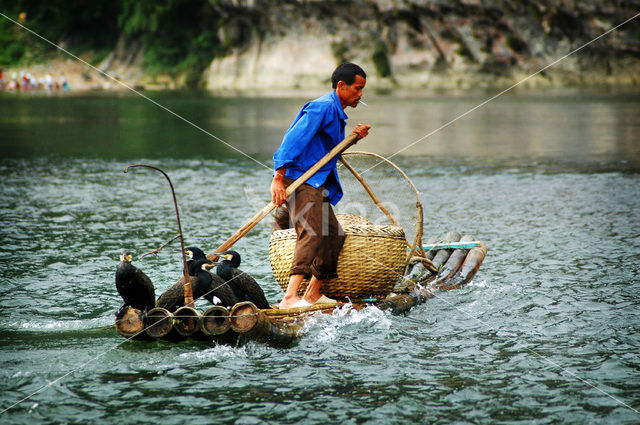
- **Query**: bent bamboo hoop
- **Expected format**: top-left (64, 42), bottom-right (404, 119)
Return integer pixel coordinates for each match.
top-left (338, 157), bottom-right (399, 227)
top-left (207, 133), bottom-right (360, 261)
top-left (340, 151), bottom-right (428, 273)
top-left (124, 164), bottom-right (194, 307)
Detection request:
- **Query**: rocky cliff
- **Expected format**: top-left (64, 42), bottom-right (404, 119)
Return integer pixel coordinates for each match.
top-left (202, 0), bottom-right (640, 90)
top-left (5, 1), bottom-right (639, 91)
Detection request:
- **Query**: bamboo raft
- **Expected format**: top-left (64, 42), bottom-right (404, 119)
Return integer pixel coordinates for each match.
top-left (116, 149), bottom-right (487, 347)
top-left (115, 235), bottom-right (487, 347)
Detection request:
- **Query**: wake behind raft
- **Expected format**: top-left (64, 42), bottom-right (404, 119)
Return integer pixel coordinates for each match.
top-left (114, 152), bottom-right (487, 347)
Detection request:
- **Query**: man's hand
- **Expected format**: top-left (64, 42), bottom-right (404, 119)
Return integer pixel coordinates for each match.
top-left (271, 169), bottom-right (287, 206)
top-left (353, 123), bottom-right (371, 139)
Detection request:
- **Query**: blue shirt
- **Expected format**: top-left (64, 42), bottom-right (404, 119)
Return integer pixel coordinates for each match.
top-left (273, 91), bottom-right (348, 205)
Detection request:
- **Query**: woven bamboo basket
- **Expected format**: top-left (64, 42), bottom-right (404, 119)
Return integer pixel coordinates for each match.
top-left (269, 214), bottom-right (407, 299)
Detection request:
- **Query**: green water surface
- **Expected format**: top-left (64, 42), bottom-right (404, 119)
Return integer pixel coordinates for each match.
top-left (0, 89), bottom-right (639, 424)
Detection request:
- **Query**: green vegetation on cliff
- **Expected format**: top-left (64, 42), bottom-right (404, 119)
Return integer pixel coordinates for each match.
top-left (1, 1), bottom-right (120, 64)
top-left (2, 1), bottom-right (638, 89)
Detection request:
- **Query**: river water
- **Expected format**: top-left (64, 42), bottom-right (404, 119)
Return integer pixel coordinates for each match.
top-left (0, 89), bottom-right (639, 424)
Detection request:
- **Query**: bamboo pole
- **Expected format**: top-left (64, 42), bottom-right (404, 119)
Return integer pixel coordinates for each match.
top-left (424, 236), bottom-right (439, 260)
top-left (172, 306), bottom-right (202, 337)
top-left (338, 157), bottom-right (399, 226)
top-left (434, 234), bottom-right (475, 284)
top-left (430, 231), bottom-right (461, 270)
top-left (114, 307), bottom-right (151, 340)
top-left (201, 306), bottom-right (231, 336)
top-left (229, 302), bottom-right (303, 347)
top-left (207, 133), bottom-right (360, 261)
top-left (439, 242), bottom-right (487, 290)
top-left (375, 284), bottom-right (438, 315)
top-left (145, 307), bottom-right (180, 340)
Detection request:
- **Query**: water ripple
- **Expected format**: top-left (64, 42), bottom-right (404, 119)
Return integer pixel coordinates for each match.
top-left (1, 155), bottom-right (640, 424)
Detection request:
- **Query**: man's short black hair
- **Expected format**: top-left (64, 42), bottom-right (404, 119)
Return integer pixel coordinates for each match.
top-left (331, 62), bottom-right (366, 89)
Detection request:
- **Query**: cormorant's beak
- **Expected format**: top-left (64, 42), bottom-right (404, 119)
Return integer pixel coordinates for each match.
top-left (216, 253), bottom-right (233, 261)
top-left (202, 262), bottom-right (221, 271)
top-left (211, 252), bottom-right (233, 260)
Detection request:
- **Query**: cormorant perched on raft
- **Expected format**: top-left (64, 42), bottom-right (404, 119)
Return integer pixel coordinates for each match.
top-left (115, 250), bottom-right (155, 318)
top-left (215, 250), bottom-right (270, 309)
top-left (155, 258), bottom-right (238, 312)
top-left (184, 246), bottom-right (206, 268)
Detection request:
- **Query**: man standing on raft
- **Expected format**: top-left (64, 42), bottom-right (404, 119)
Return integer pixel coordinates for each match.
top-left (271, 62), bottom-right (371, 309)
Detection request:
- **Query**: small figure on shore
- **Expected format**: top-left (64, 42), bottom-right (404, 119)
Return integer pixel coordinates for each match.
top-left (61, 74), bottom-right (70, 91)
top-left (45, 74), bottom-right (53, 91)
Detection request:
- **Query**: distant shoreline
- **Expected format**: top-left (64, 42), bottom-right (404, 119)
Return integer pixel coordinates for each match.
top-left (3, 57), bottom-right (639, 96)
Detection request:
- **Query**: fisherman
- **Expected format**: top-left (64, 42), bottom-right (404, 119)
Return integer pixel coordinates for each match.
top-left (271, 62), bottom-right (371, 308)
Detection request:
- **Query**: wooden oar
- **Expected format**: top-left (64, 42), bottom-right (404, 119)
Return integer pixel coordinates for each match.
top-left (207, 132), bottom-right (361, 261)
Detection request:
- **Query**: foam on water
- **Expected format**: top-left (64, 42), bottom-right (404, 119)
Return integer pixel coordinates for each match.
top-left (8, 317), bottom-right (112, 332)
top-left (178, 344), bottom-right (247, 362)
top-left (301, 303), bottom-right (393, 344)
top-left (467, 278), bottom-right (487, 288)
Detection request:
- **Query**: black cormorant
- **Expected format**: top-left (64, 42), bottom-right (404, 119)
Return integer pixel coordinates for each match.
top-left (115, 250), bottom-right (156, 317)
top-left (185, 246), bottom-right (206, 263)
top-left (156, 259), bottom-right (238, 312)
top-left (214, 251), bottom-right (270, 309)
top-left (196, 259), bottom-right (239, 307)
top-left (178, 246), bottom-right (207, 274)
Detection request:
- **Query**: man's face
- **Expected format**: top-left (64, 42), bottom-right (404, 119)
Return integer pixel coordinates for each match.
top-left (336, 74), bottom-right (366, 109)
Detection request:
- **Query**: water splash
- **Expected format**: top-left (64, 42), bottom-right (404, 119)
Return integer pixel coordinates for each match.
top-left (467, 279), bottom-right (487, 288)
top-left (179, 344), bottom-right (247, 362)
top-left (301, 303), bottom-right (393, 343)
top-left (9, 317), bottom-right (112, 332)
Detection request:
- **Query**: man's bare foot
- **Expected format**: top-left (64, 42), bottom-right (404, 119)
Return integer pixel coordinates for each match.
top-left (305, 295), bottom-right (320, 304)
top-left (279, 295), bottom-right (302, 309)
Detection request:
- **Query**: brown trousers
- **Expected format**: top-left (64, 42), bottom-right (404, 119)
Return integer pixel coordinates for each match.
top-left (274, 178), bottom-right (345, 280)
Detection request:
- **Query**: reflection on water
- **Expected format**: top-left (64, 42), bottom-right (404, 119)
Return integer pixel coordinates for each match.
top-left (0, 91), bottom-right (639, 424)
top-left (1, 90), bottom-right (639, 171)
